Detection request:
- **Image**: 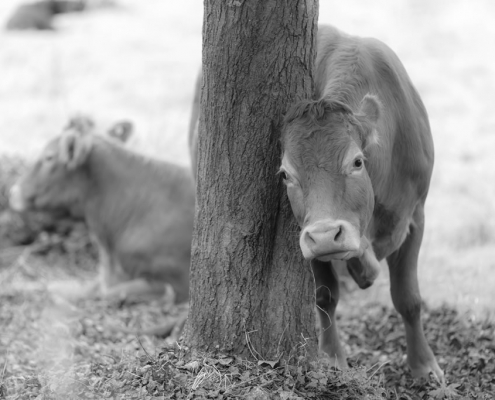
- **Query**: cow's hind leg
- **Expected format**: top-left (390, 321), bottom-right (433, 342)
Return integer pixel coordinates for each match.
top-left (311, 259), bottom-right (347, 369)
top-left (386, 204), bottom-right (444, 381)
top-left (103, 279), bottom-right (175, 304)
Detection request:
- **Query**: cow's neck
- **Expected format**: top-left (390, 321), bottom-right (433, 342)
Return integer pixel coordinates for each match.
top-left (313, 89), bottom-right (425, 260)
top-left (87, 139), bottom-right (136, 186)
top-left (365, 131), bottom-right (429, 261)
top-left (320, 89), bottom-right (428, 261)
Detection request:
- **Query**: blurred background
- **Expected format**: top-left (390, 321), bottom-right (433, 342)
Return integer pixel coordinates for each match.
top-left (0, 0), bottom-right (493, 316)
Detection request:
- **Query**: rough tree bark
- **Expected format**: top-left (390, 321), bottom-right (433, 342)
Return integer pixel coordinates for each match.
top-left (183, 0), bottom-right (319, 361)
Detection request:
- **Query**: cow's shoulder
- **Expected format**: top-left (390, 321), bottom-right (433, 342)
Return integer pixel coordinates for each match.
top-left (316, 26), bottom-right (414, 101)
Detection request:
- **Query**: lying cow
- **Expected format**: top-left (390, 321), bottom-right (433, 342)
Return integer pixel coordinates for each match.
top-left (190, 25), bottom-right (442, 380)
top-left (5, 1), bottom-right (86, 31)
top-left (0, 117), bottom-right (129, 251)
top-left (10, 117), bottom-right (195, 303)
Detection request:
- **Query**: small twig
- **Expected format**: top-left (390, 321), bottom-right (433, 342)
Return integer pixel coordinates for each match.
top-left (298, 332), bottom-right (309, 350)
top-left (226, 370), bottom-right (274, 391)
top-left (100, 354), bottom-right (117, 364)
top-left (367, 360), bottom-right (390, 379)
top-left (191, 363), bottom-right (224, 391)
top-left (1, 352), bottom-right (7, 381)
top-left (365, 361), bottom-right (380, 374)
top-left (258, 380), bottom-right (273, 389)
top-left (245, 331), bottom-right (258, 361)
top-left (244, 328), bottom-right (262, 361)
top-left (275, 325), bottom-right (288, 359)
top-left (312, 276), bottom-right (334, 333)
top-left (135, 335), bottom-right (155, 363)
top-left (56, 375), bottom-right (94, 390)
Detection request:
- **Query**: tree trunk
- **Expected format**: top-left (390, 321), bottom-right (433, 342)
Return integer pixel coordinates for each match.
top-left (183, 0), bottom-right (319, 362)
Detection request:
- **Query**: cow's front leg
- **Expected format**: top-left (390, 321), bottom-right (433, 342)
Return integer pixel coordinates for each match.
top-left (97, 242), bottom-right (129, 291)
top-left (311, 259), bottom-right (347, 369)
top-left (386, 204), bottom-right (444, 381)
top-left (97, 242), bottom-right (113, 292)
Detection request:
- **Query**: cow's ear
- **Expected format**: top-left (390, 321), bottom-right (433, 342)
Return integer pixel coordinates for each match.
top-left (107, 121), bottom-right (134, 143)
top-left (59, 131), bottom-right (93, 170)
top-left (65, 114), bottom-right (95, 134)
top-left (355, 94), bottom-right (382, 149)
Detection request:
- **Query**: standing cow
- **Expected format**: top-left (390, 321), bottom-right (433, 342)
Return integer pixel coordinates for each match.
top-left (10, 117), bottom-right (195, 303)
top-left (190, 25), bottom-right (442, 380)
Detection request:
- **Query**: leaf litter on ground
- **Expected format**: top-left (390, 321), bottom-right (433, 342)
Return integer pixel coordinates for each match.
top-left (0, 156), bottom-right (493, 399)
top-left (1, 247), bottom-right (493, 399)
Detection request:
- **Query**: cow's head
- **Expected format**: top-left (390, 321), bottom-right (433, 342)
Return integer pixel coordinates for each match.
top-left (281, 94), bottom-right (381, 262)
top-left (9, 115), bottom-right (135, 215)
top-left (9, 118), bottom-right (95, 214)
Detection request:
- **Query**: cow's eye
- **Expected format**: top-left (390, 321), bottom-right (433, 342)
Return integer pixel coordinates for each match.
top-left (353, 158), bottom-right (363, 169)
top-left (279, 168), bottom-right (293, 184)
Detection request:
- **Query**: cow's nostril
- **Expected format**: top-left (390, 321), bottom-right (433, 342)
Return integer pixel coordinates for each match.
top-left (305, 230), bottom-right (316, 245)
top-left (333, 226), bottom-right (342, 242)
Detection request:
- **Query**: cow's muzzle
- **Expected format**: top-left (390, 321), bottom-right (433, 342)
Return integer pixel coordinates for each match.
top-left (300, 219), bottom-right (361, 261)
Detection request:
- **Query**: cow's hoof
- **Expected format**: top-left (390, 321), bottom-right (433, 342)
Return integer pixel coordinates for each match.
top-left (410, 358), bottom-right (444, 383)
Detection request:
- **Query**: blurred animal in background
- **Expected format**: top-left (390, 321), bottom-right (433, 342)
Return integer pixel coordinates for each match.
top-left (9, 115), bottom-right (195, 304)
top-left (0, 115), bottom-right (132, 252)
top-left (5, 0), bottom-right (87, 31)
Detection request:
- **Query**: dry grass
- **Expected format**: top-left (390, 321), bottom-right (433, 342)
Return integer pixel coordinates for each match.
top-left (0, 256), bottom-right (389, 399)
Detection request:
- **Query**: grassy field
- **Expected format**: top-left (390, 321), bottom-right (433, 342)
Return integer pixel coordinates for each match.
top-left (0, 0), bottom-right (202, 165)
top-left (1, 0), bottom-right (493, 315)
